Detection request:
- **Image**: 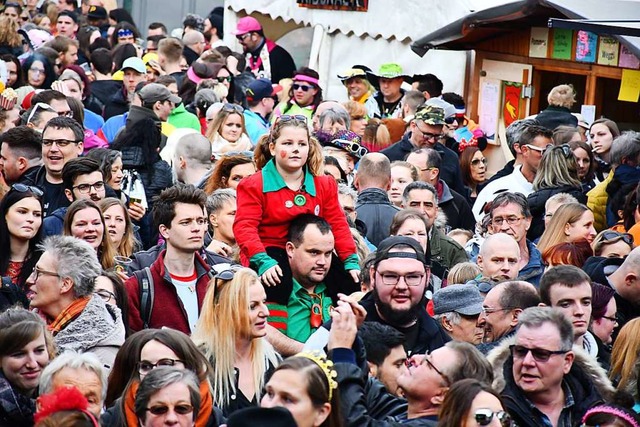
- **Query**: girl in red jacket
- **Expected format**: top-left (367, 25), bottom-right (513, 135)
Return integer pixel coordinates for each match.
top-left (234, 115), bottom-right (360, 304)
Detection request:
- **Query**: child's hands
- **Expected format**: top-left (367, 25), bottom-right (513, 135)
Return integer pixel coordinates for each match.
top-left (348, 269), bottom-right (361, 285)
top-left (261, 265), bottom-right (283, 287)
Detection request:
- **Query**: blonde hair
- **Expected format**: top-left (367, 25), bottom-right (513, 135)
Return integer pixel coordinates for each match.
top-left (205, 108), bottom-right (245, 145)
top-left (537, 203), bottom-right (590, 254)
top-left (192, 268), bottom-right (279, 408)
top-left (98, 198), bottom-right (137, 258)
top-left (253, 119), bottom-right (323, 175)
top-left (447, 262), bottom-right (482, 285)
top-left (342, 100), bottom-right (366, 119)
top-left (0, 15), bottom-right (22, 47)
top-left (610, 317), bottom-right (640, 392)
top-left (547, 84), bottom-right (576, 109)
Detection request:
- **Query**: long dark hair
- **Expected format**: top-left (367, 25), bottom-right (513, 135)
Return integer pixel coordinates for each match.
top-left (111, 117), bottom-right (162, 175)
top-left (0, 187), bottom-right (44, 290)
top-left (438, 379), bottom-right (506, 427)
top-left (1, 54), bottom-right (25, 88)
top-left (22, 53), bottom-right (56, 89)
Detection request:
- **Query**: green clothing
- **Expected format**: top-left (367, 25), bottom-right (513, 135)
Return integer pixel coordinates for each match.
top-left (267, 279), bottom-right (332, 343)
top-left (168, 103), bottom-right (201, 131)
top-left (430, 226), bottom-right (468, 269)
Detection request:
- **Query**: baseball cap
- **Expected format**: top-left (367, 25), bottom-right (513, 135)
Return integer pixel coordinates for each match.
top-left (232, 16), bottom-right (262, 36)
top-left (246, 78), bottom-right (282, 102)
top-left (373, 236), bottom-right (429, 268)
top-left (87, 5), bottom-right (107, 20)
top-left (415, 104), bottom-right (446, 126)
top-left (58, 10), bottom-right (78, 23)
top-left (120, 57), bottom-right (146, 74)
top-left (433, 284), bottom-right (484, 316)
top-left (425, 97), bottom-right (456, 120)
top-left (139, 83), bottom-right (181, 105)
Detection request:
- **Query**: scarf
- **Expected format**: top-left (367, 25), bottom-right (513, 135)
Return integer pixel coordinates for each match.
top-left (247, 39), bottom-right (276, 80)
top-left (48, 296), bottom-right (90, 335)
top-left (123, 379), bottom-right (214, 427)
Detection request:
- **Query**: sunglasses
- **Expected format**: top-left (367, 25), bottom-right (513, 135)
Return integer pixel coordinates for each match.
top-left (547, 143), bottom-right (572, 158)
top-left (147, 404), bottom-right (194, 416)
top-left (12, 183), bottom-right (44, 197)
top-left (222, 103), bottom-right (243, 114)
top-left (216, 76), bottom-right (232, 83)
top-left (279, 114), bottom-right (307, 124)
top-left (292, 83), bottom-right (314, 92)
top-left (471, 158), bottom-right (488, 166)
top-left (27, 102), bottom-right (56, 124)
top-left (332, 138), bottom-right (368, 158)
top-left (600, 230), bottom-right (634, 246)
top-left (510, 344), bottom-right (568, 362)
top-left (474, 409), bottom-right (513, 426)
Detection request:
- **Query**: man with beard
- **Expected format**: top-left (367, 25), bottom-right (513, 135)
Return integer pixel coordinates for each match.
top-left (232, 16), bottom-right (296, 84)
top-left (362, 235), bottom-right (450, 355)
top-left (42, 157), bottom-right (107, 237)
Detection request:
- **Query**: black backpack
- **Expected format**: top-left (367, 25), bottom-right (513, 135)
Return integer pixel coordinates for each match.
top-left (133, 268), bottom-right (154, 329)
top-left (0, 276), bottom-right (29, 312)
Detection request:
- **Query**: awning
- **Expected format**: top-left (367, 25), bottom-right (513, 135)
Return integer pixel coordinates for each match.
top-left (548, 18), bottom-right (640, 38)
top-left (411, 0), bottom-right (640, 58)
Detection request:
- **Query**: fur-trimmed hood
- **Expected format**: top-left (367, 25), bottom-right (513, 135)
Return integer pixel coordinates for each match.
top-left (54, 294), bottom-right (125, 369)
top-left (487, 335), bottom-right (614, 426)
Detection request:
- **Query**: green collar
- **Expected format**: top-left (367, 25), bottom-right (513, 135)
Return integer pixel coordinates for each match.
top-left (292, 277), bottom-right (327, 297)
top-left (262, 159), bottom-right (316, 196)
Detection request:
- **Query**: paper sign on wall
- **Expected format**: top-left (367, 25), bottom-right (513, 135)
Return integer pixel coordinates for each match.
top-left (552, 29), bottom-right (572, 60)
top-left (619, 69), bottom-right (640, 102)
top-left (529, 27), bottom-right (549, 58)
top-left (580, 105), bottom-right (596, 126)
top-left (576, 30), bottom-right (597, 63)
top-left (619, 45), bottom-right (640, 69)
top-left (597, 37), bottom-right (619, 66)
top-left (479, 80), bottom-right (500, 139)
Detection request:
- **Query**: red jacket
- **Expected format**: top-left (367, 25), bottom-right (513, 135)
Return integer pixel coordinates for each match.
top-left (234, 161), bottom-right (357, 274)
top-left (125, 250), bottom-right (212, 334)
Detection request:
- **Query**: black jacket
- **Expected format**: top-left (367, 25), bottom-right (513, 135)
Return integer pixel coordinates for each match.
top-left (14, 165), bottom-right (41, 187)
top-left (104, 86), bottom-right (130, 120)
top-left (527, 185), bottom-right (587, 241)
top-left (536, 105), bottom-right (578, 131)
top-left (355, 188), bottom-right (400, 247)
top-left (438, 180), bottom-right (475, 232)
top-left (90, 79), bottom-right (123, 111)
top-left (381, 134), bottom-right (465, 195)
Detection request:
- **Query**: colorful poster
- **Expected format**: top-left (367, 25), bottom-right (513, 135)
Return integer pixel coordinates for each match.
top-left (597, 36), bottom-right (619, 66)
top-left (552, 29), bottom-right (572, 60)
top-left (575, 30), bottom-right (597, 63)
top-left (619, 69), bottom-right (640, 102)
top-left (619, 45), bottom-right (640, 69)
top-left (503, 82), bottom-right (522, 127)
top-left (529, 27), bottom-right (549, 58)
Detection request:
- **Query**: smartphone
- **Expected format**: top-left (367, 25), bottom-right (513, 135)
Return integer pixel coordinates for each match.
top-left (80, 62), bottom-right (92, 75)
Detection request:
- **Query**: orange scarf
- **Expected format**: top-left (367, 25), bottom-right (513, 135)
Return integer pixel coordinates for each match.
top-left (123, 379), bottom-right (214, 427)
top-left (48, 296), bottom-right (91, 334)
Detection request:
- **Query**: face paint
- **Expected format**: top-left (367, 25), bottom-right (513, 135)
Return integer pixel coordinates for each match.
top-left (280, 150), bottom-right (287, 159)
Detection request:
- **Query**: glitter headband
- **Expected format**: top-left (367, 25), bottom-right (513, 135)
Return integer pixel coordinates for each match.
top-left (582, 405), bottom-right (640, 427)
top-left (296, 351), bottom-right (338, 400)
top-left (118, 29), bottom-right (134, 38)
top-left (293, 74), bottom-right (319, 86)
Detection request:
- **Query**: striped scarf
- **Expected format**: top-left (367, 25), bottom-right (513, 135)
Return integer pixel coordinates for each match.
top-left (48, 296), bottom-right (91, 335)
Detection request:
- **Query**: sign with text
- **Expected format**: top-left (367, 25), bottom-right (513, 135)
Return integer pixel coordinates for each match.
top-left (552, 29), bottom-right (572, 60)
top-left (597, 36), bottom-right (619, 66)
top-left (529, 27), bottom-right (549, 58)
top-left (576, 30), bottom-right (597, 63)
top-left (297, 0), bottom-right (368, 11)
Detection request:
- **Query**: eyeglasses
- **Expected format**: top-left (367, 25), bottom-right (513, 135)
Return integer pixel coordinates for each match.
top-left (138, 358), bottom-right (184, 374)
top-left (332, 138), bottom-right (368, 158)
top-left (474, 409), bottom-right (513, 427)
top-left (147, 404), bottom-right (194, 416)
top-left (509, 344), bottom-right (568, 362)
top-left (216, 76), bottom-right (232, 83)
top-left (29, 67), bottom-right (45, 75)
top-left (600, 231), bottom-right (634, 246)
top-left (524, 143), bottom-right (552, 153)
top-left (491, 215), bottom-right (524, 227)
top-left (471, 158), bottom-right (488, 167)
top-left (27, 102), bottom-right (57, 124)
top-left (222, 103), bottom-right (243, 113)
top-left (406, 354), bottom-right (450, 386)
top-left (376, 270), bottom-right (425, 287)
top-left (415, 125), bottom-right (442, 141)
top-left (12, 183), bottom-right (44, 197)
top-left (236, 33), bottom-right (251, 41)
top-left (95, 289), bottom-right (116, 303)
top-left (73, 181), bottom-right (105, 194)
top-left (292, 83), bottom-right (314, 92)
top-left (42, 139), bottom-right (81, 147)
top-left (601, 314), bottom-right (618, 323)
top-left (481, 306), bottom-right (514, 314)
top-left (30, 267), bottom-right (60, 282)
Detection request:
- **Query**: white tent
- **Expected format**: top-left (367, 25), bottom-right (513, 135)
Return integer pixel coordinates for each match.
top-left (224, 0), bottom-right (486, 100)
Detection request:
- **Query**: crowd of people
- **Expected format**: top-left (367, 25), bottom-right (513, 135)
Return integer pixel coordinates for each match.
top-left (0, 0), bottom-right (640, 426)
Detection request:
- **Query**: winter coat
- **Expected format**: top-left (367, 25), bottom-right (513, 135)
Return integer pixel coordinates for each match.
top-left (0, 372), bottom-right (35, 427)
top-left (54, 294), bottom-right (125, 370)
top-left (527, 185), bottom-right (587, 241)
top-left (355, 188), bottom-right (400, 247)
top-left (535, 105), bottom-right (578, 131)
top-left (587, 172), bottom-right (614, 232)
top-left (487, 337), bottom-right (614, 427)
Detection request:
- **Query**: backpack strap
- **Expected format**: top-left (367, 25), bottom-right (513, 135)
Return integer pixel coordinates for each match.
top-left (134, 267), bottom-right (154, 329)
